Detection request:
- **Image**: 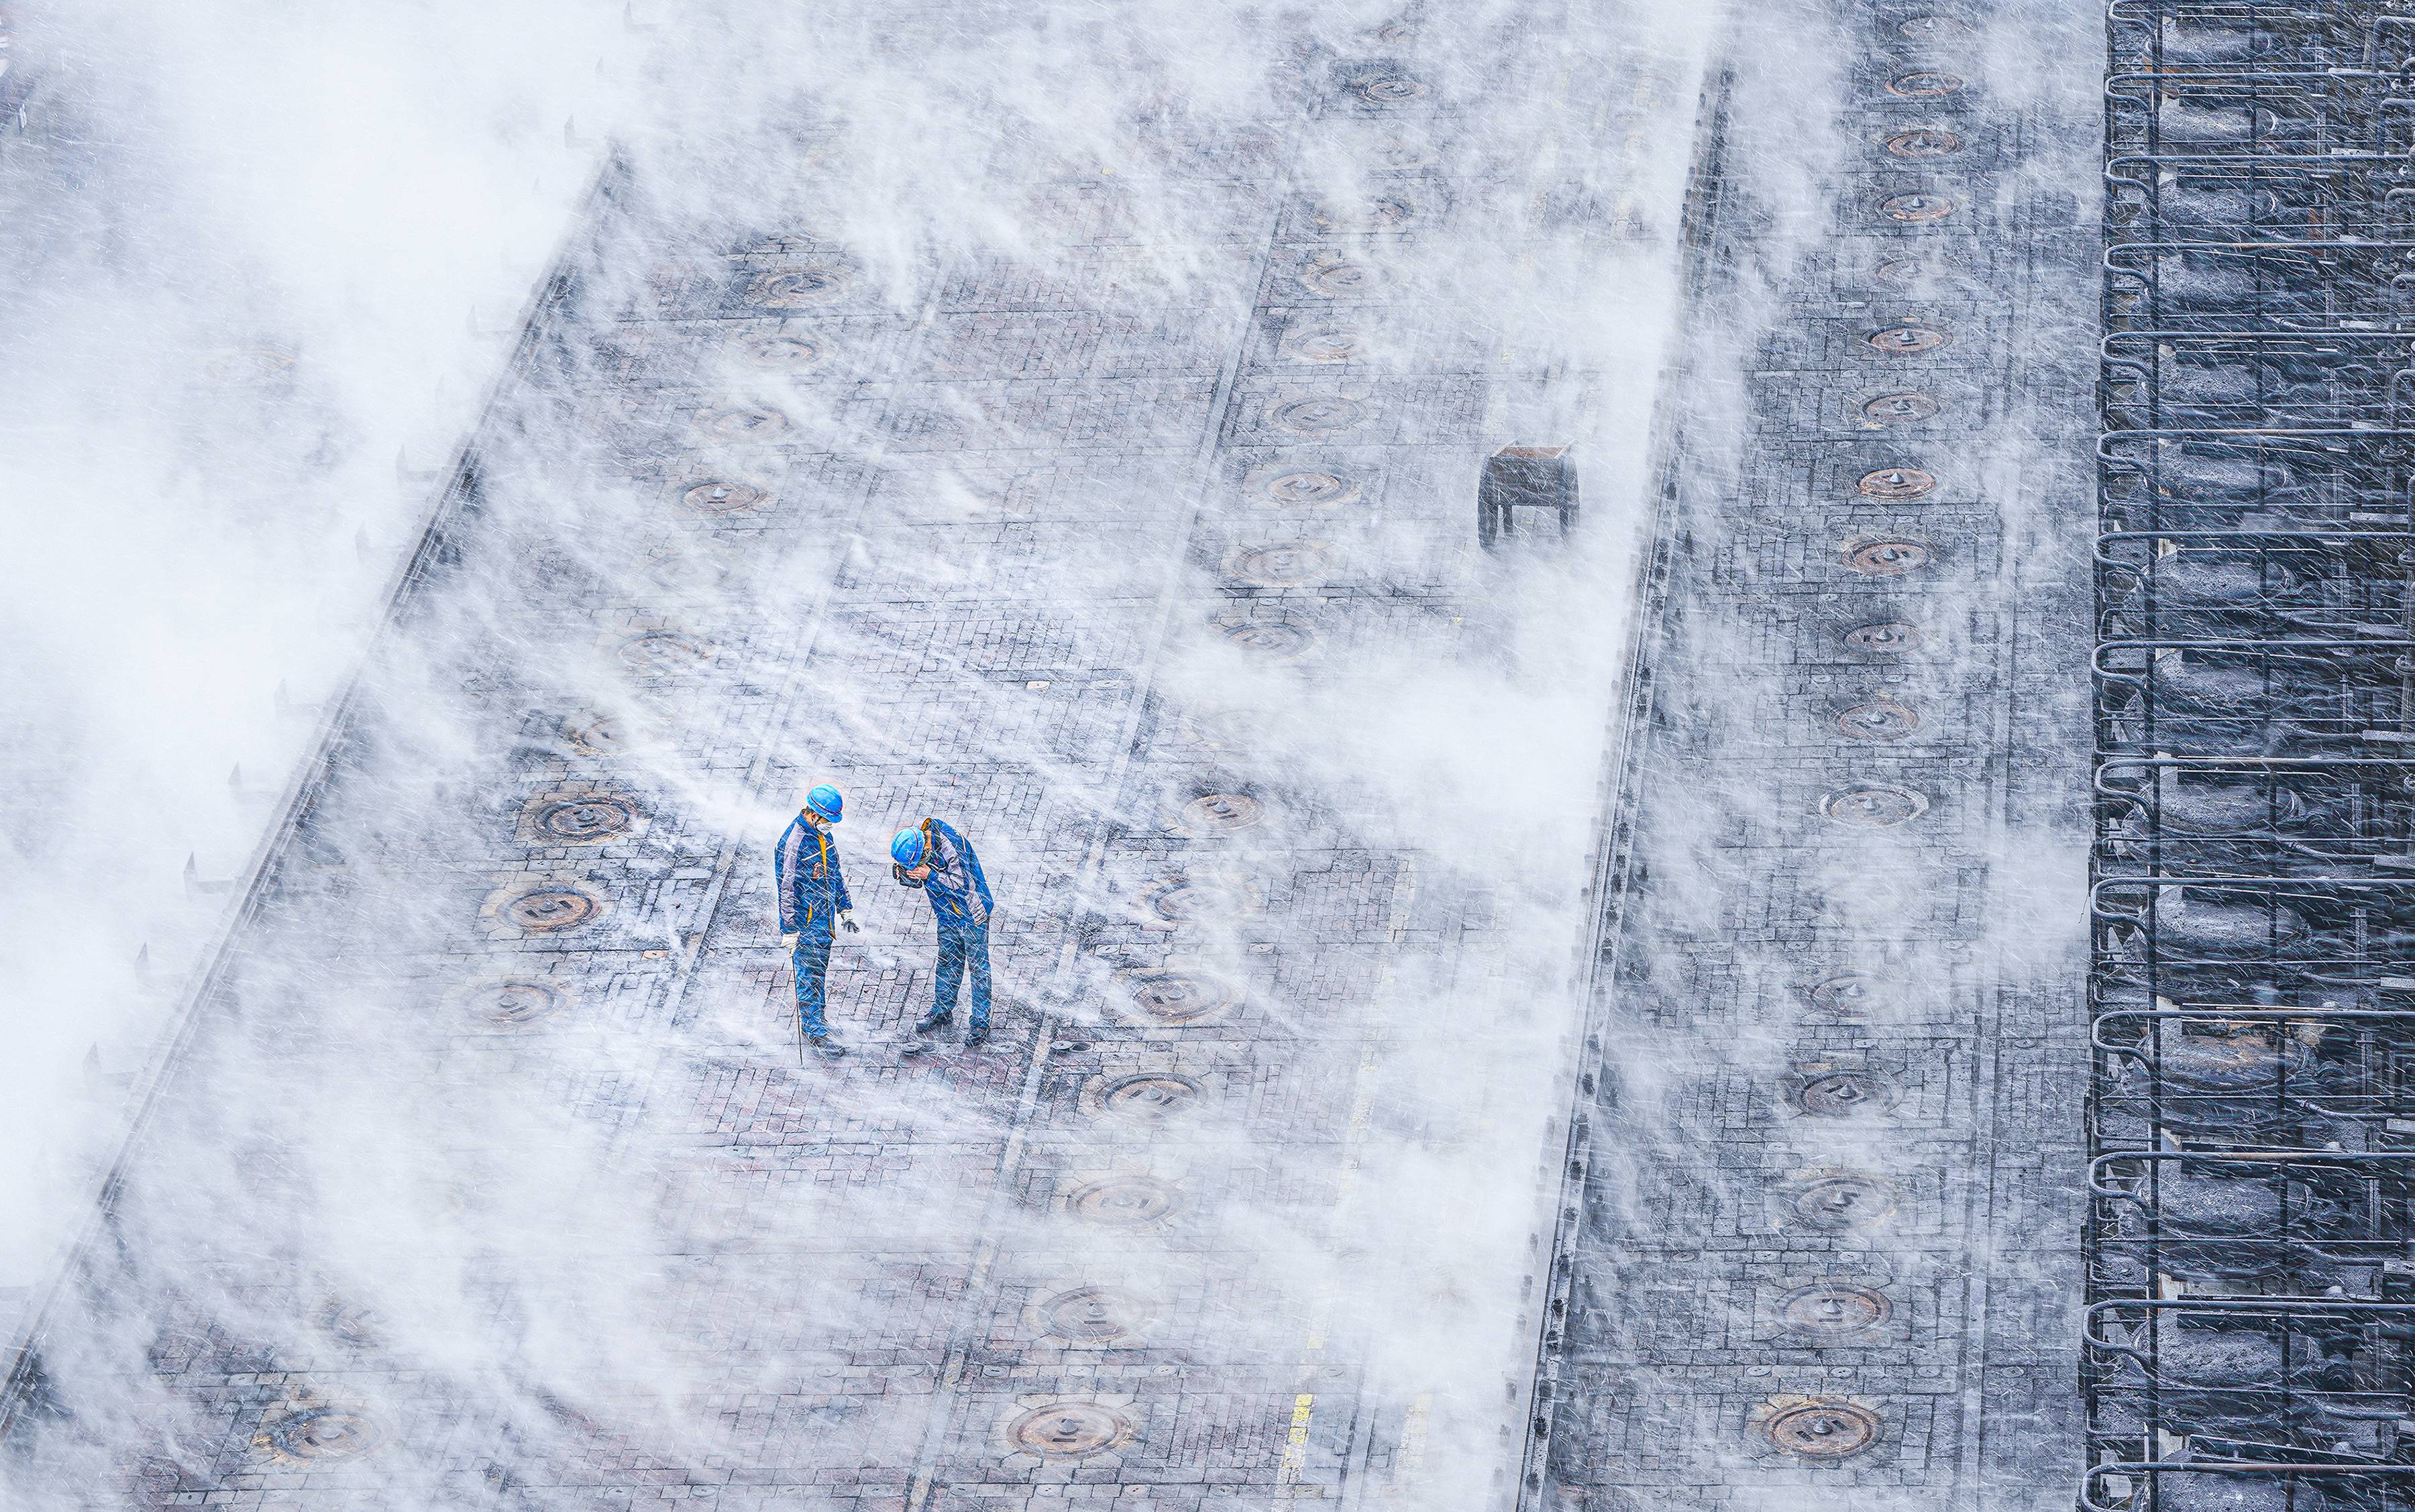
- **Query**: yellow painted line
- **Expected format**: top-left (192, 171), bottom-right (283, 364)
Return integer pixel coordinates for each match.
top-left (1277, 1393), bottom-right (1316, 1491)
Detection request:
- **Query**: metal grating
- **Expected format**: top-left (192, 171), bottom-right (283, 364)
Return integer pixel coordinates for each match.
top-left (2088, 3), bottom-right (2415, 1508)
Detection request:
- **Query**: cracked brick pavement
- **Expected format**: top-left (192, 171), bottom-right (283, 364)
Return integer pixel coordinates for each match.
top-left (1, 12), bottom-right (1724, 1512)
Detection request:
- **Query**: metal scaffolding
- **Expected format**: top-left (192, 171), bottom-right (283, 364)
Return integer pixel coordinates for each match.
top-left (2090, 3), bottom-right (2415, 1507)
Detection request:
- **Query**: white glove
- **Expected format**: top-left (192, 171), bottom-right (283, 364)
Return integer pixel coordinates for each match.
top-left (838, 908), bottom-right (859, 934)
top-left (780, 931), bottom-right (798, 950)
top-left (969, 898), bottom-right (989, 926)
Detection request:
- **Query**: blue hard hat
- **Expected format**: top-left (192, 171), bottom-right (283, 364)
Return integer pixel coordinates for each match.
top-left (890, 827), bottom-right (924, 867)
top-left (804, 784), bottom-right (844, 822)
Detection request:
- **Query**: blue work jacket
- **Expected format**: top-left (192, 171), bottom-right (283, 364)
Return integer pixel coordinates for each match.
top-left (774, 814), bottom-right (852, 933)
top-left (894, 818), bottom-right (992, 928)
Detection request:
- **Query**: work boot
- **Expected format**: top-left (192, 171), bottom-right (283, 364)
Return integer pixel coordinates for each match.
top-left (965, 1026), bottom-right (989, 1049)
top-left (808, 1035), bottom-right (847, 1060)
top-left (901, 1010), bottom-right (952, 1057)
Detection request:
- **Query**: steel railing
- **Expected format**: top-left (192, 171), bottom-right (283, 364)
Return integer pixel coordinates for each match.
top-left (2088, 1), bottom-right (2415, 1505)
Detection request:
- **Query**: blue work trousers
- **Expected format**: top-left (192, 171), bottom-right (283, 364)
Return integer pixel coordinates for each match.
top-left (934, 921), bottom-right (991, 1032)
top-left (792, 927), bottom-right (834, 1038)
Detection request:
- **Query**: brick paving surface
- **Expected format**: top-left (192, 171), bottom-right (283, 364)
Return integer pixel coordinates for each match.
top-left (2, 11), bottom-right (1717, 1511)
top-left (1519, 2), bottom-right (2099, 1508)
top-left (3, 5), bottom-right (2108, 1508)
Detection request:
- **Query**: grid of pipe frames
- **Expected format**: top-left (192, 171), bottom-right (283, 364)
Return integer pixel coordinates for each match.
top-left (2087, 5), bottom-right (2415, 1509)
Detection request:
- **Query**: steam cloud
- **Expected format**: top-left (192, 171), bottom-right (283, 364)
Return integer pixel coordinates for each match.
top-left (0, 0), bottom-right (1747, 1505)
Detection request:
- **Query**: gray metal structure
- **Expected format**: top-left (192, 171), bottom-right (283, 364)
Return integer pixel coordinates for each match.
top-left (2084, 3), bottom-right (2415, 1509)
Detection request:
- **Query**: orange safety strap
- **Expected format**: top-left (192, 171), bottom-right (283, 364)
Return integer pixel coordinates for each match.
top-left (795, 824), bottom-right (835, 926)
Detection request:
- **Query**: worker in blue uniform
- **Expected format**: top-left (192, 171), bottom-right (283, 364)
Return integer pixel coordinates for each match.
top-left (891, 817), bottom-right (995, 1052)
top-left (776, 784), bottom-right (859, 1059)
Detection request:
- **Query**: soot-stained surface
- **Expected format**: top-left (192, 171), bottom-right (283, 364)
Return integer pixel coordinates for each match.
top-left (1522, 1), bottom-right (2098, 1507)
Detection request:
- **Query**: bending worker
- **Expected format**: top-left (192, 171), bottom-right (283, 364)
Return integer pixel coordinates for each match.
top-left (776, 784), bottom-right (859, 1059)
top-left (892, 816), bottom-right (995, 1052)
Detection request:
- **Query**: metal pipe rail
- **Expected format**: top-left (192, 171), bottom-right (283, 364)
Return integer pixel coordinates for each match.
top-left (2096, 550), bottom-right (2415, 643)
top-left (2096, 527), bottom-right (2415, 555)
top-left (2108, 70), bottom-right (2406, 92)
top-left (2107, 151), bottom-right (2415, 191)
top-left (2084, 1463), bottom-right (2415, 1512)
top-left (2100, 428), bottom-right (2415, 445)
top-left (2097, 443), bottom-right (2412, 527)
top-left (2104, 330), bottom-right (2415, 381)
top-left (2088, 1008), bottom-right (2415, 1151)
top-left (2088, 0), bottom-right (2415, 1502)
top-left (2106, 251), bottom-right (2415, 276)
top-left (2094, 635), bottom-right (2415, 744)
top-left (2107, 93), bottom-right (2414, 166)
top-left (2105, 266), bottom-right (2415, 314)
top-left (2094, 963), bottom-right (2415, 1002)
top-left (2095, 775), bottom-right (2408, 822)
top-left (2098, 1301), bottom-right (2402, 1437)
top-left (2094, 884), bottom-right (2415, 918)
top-left (2106, 0), bottom-right (2415, 56)
top-left (2089, 1005), bottom-right (2415, 1042)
